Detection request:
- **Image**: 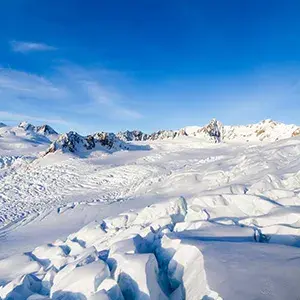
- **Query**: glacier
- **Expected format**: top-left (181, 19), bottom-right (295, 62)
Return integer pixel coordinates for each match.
top-left (0, 119), bottom-right (300, 299)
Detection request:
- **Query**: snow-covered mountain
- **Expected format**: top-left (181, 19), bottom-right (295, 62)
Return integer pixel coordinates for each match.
top-left (43, 131), bottom-right (149, 156)
top-left (223, 119), bottom-right (300, 142)
top-left (38, 118), bottom-right (300, 157)
top-left (1, 119), bottom-right (299, 159)
top-left (36, 124), bottom-right (58, 136)
top-left (117, 118), bottom-right (299, 143)
top-left (18, 121), bottom-right (58, 138)
top-left (0, 121), bottom-right (58, 141)
top-left (0, 118), bottom-right (300, 299)
top-left (1, 132), bottom-right (300, 299)
top-left (0, 122), bottom-right (58, 157)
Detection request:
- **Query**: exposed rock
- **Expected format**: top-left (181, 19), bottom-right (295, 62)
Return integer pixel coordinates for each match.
top-left (36, 125), bottom-right (58, 135)
top-left (292, 128), bottom-right (300, 137)
top-left (41, 118), bottom-right (300, 157)
top-left (18, 121), bottom-right (36, 131)
top-left (93, 132), bottom-right (130, 151)
top-left (45, 131), bottom-right (87, 154)
top-left (117, 130), bottom-right (147, 141)
top-left (177, 128), bottom-right (188, 137)
top-left (198, 118), bottom-right (224, 143)
top-left (148, 130), bottom-right (177, 140)
top-left (18, 121), bottom-right (58, 137)
top-left (43, 131), bottom-right (139, 156)
top-left (116, 119), bottom-right (224, 143)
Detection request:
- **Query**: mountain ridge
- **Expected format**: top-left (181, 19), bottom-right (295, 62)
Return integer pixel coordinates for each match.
top-left (1, 119), bottom-right (299, 156)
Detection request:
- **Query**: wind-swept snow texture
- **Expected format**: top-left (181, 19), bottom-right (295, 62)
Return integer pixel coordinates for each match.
top-left (0, 120), bottom-right (300, 299)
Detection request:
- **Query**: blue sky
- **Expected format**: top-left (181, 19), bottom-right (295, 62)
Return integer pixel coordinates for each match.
top-left (0, 0), bottom-right (300, 134)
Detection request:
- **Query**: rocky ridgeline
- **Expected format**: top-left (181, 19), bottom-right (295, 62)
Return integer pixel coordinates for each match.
top-left (117, 119), bottom-right (224, 143)
top-left (43, 118), bottom-right (300, 156)
top-left (118, 119), bottom-right (300, 143)
top-left (3, 119), bottom-right (298, 156)
top-left (223, 119), bottom-right (300, 142)
top-left (43, 119), bottom-right (225, 155)
top-left (292, 128), bottom-right (300, 137)
top-left (18, 122), bottom-right (58, 136)
top-left (43, 131), bottom-right (144, 155)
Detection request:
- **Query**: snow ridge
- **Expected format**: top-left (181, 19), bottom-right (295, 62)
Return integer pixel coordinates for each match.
top-left (18, 122), bottom-right (58, 136)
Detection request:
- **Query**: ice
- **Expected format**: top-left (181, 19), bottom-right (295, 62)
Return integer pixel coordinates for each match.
top-left (110, 252), bottom-right (167, 300)
top-left (168, 244), bottom-right (210, 298)
top-left (51, 260), bottom-right (110, 299)
top-left (31, 243), bottom-right (69, 270)
top-left (1, 122), bottom-right (300, 299)
top-left (87, 289), bottom-right (110, 300)
top-left (132, 196), bottom-right (187, 226)
top-left (0, 254), bottom-right (41, 286)
top-left (68, 221), bottom-right (107, 248)
top-left (97, 278), bottom-right (124, 300)
top-left (0, 274), bottom-right (42, 300)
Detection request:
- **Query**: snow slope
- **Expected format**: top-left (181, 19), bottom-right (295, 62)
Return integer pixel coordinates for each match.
top-left (0, 122), bottom-right (57, 157)
top-left (0, 120), bottom-right (300, 299)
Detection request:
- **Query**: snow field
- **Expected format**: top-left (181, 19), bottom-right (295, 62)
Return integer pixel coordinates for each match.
top-left (2, 188), bottom-right (300, 299)
top-left (0, 123), bottom-right (300, 299)
top-left (0, 197), bottom-right (223, 299)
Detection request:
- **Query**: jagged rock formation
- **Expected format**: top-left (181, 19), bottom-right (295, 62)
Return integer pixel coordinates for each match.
top-left (43, 131), bottom-right (145, 156)
top-left (196, 119), bottom-right (224, 143)
top-left (45, 131), bottom-right (90, 154)
top-left (36, 124), bottom-right (58, 135)
top-left (117, 119), bottom-right (224, 143)
top-left (18, 121), bottom-right (36, 131)
top-left (0, 121), bottom-right (58, 151)
top-left (222, 119), bottom-right (299, 142)
top-left (148, 130), bottom-right (179, 140)
top-left (117, 130), bottom-right (147, 141)
top-left (68, 119), bottom-right (300, 153)
top-left (5, 118), bottom-right (300, 157)
top-left (18, 122), bottom-right (58, 136)
top-left (292, 128), bottom-right (300, 137)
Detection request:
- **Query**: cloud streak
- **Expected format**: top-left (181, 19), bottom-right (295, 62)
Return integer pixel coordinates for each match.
top-left (0, 68), bottom-right (66, 99)
top-left (0, 63), bottom-right (143, 133)
top-left (10, 40), bottom-right (57, 53)
top-left (83, 80), bottom-right (142, 119)
top-left (0, 110), bottom-right (71, 126)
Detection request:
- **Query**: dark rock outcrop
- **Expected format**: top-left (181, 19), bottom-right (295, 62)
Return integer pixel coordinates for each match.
top-left (43, 131), bottom-right (146, 156)
top-left (198, 119), bottom-right (224, 143)
top-left (36, 124), bottom-right (58, 135)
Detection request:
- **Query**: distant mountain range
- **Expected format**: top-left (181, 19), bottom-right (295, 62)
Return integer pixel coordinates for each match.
top-left (0, 119), bottom-right (299, 156)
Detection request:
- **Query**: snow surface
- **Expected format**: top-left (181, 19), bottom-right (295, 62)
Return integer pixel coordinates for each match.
top-left (0, 120), bottom-right (300, 299)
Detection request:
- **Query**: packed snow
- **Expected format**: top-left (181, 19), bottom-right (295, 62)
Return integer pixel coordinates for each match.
top-left (0, 119), bottom-right (300, 299)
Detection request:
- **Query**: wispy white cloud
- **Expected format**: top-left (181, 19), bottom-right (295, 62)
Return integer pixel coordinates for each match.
top-left (0, 63), bottom-right (143, 133)
top-left (10, 40), bottom-right (57, 53)
top-left (51, 63), bottom-right (143, 120)
top-left (83, 80), bottom-right (142, 119)
top-left (0, 68), bottom-right (66, 100)
top-left (0, 110), bottom-right (71, 126)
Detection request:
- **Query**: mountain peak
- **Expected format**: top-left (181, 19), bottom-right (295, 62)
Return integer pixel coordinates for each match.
top-left (198, 119), bottom-right (224, 143)
top-left (18, 121), bottom-right (35, 131)
top-left (36, 124), bottom-right (58, 135)
top-left (43, 131), bottom-right (148, 156)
